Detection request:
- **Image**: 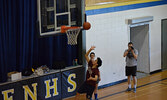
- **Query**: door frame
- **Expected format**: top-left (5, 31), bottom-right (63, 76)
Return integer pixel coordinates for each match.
top-left (161, 19), bottom-right (167, 70)
top-left (129, 22), bottom-right (151, 73)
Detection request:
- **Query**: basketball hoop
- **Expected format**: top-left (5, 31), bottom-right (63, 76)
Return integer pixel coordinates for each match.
top-left (61, 26), bottom-right (81, 45)
top-left (61, 22), bottom-right (91, 45)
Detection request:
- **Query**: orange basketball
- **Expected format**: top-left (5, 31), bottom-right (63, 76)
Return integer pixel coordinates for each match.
top-left (83, 22), bottom-right (91, 30)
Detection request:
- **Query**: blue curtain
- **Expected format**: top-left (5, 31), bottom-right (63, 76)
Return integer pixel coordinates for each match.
top-left (0, 0), bottom-right (78, 83)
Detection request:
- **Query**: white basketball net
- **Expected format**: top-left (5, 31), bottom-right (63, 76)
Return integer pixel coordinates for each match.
top-left (66, 28), bottom-right (81, 45)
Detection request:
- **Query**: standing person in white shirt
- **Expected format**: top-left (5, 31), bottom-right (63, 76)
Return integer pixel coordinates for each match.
top-left (123, 42), bottom-right (138, 93)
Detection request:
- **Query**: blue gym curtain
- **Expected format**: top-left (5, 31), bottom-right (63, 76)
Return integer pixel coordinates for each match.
top-left (0, 0), bottom-right (78, 83)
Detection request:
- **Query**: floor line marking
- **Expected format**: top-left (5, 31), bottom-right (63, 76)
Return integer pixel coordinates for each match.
top-left (99, 77), bottom-right (167, 100)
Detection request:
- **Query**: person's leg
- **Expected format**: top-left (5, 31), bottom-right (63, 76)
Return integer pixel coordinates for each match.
top-left (126, 66), bottom-right (132, 91)
top-left (126, 75), bottom-right (132, 91)
top-left (86, 85), bottom-right (95, 100)
top-left (94, 84), bottom-right (98, 99)
top-left (132, 66), bottom-right (137, 93)
top-left (76, 82), bottom-right (87, 99)
top-left (128, 75), bottom-right (131, 87)
top-left (132, 76), bottom-right (137, 93)
top-left (133, 76), bottom-right (137, 87)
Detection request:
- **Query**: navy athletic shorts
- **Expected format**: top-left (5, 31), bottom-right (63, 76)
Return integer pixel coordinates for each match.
top-left (126, 66), bottom-right (137, 76)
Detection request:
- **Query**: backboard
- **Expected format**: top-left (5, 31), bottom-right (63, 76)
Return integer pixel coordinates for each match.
top-left (37, 0), bottom-right (83, 36)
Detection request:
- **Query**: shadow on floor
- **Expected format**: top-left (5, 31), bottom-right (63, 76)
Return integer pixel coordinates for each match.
top-left (136, 71), bottom-right (149, 79)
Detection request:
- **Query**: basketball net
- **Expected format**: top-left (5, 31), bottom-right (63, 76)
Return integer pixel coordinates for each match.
top-left (61, 22), bottom-right (91, 45)
top-left (62, 26), bottom-right (81, 45)
top-left (66, 28), bottom-right (81, 45)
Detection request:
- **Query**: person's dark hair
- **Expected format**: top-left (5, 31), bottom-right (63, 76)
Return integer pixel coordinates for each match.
top-left (90, 52), bottom-right (95, 57)
top-left (128, 42), bottom-right (133, 45)
top-left (97, 57), bottom-right (102, 67)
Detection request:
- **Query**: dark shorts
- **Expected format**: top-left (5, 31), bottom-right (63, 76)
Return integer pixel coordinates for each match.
top-left (77, 82), bottom-right (95, 99)
top-left (126, 66), bottom-right (137, 76)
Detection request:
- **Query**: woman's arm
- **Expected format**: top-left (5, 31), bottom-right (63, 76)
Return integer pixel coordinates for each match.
top-left (85, 46), bottom-right (95, 63)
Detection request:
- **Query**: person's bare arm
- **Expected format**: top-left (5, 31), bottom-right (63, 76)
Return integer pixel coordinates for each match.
top-left (123, 49), bottom-right (130, 57)
top-left (131, 50), bottom-right (138, 59)
top-left (85, 46), bottom-right (95, 63)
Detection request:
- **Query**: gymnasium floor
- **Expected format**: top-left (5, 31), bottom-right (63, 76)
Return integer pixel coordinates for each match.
top-left (85, 0), bottom-right (160, 10)
top-left (64, 70), bottom-right (167, 100)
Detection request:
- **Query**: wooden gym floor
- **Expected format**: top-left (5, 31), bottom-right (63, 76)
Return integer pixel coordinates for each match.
top-left (64, 70), bottom-right (167, 100)
top-left (86, 0), bottom-right (140, 6)
top-left (85, 0), bottom-right (160, 10)
top-left (85, 0), bottom-right (160, 6)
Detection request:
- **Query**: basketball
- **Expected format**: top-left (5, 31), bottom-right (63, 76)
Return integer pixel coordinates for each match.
top-left (83, 22), bottom-right (91, 30)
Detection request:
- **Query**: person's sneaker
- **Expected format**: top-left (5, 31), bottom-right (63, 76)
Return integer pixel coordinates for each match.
top-left (133, 88), bottom-right (136, 93)
top-left (126, 87), bottom-right (131, 91)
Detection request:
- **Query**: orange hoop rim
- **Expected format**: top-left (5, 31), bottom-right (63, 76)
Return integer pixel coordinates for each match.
top-left (61, 26), bottom-right (81, 33)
